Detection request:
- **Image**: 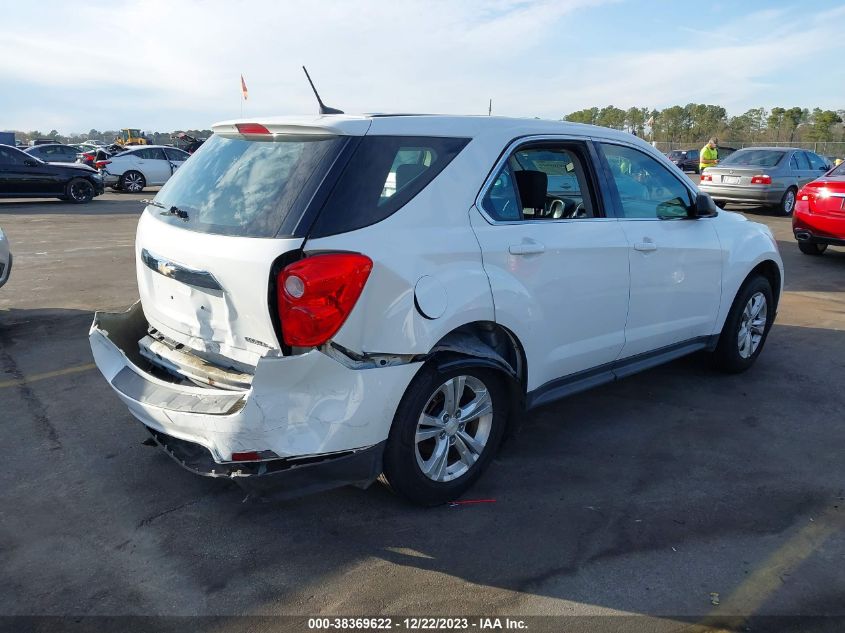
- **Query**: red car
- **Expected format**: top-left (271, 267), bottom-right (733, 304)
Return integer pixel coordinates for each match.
top-left (793, 161), bottom-right (845, 255)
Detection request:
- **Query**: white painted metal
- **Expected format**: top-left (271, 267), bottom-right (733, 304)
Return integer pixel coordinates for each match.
top-left (91, 113), bottom-right (784, 471)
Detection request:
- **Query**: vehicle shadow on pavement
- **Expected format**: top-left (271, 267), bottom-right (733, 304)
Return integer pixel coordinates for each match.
top-left (777, 240), bottom-right (845, 294)
top-left (3, 314), bottom-right (844, 618)
top-left (0, 197), bottom-right (147, 216)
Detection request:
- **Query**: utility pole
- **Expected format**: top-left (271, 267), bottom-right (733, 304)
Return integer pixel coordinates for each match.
top-left (488, 99), bottom-right (492, 116)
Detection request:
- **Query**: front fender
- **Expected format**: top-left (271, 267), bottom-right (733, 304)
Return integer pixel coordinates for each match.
top-left (713, 212), bottom-right (784, 332)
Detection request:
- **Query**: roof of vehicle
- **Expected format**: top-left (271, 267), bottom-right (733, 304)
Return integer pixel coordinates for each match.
top-left (211, 114), bottom-right (647, 146)
top-left (731, 146), bottom-right (795, 152)
top-left (113, 144), bottom-right (188, 152)
top-left (24, 143), bottom-right (78, 150)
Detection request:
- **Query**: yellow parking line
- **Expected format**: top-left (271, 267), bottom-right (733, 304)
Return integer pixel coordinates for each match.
top-left (0, 362), bottom-right (97, 389)
top-left (682, 504), bottom-right (843, 632)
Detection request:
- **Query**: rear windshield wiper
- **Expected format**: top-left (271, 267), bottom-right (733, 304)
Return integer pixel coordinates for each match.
top-left (142, 199), bottom-right (189, 220)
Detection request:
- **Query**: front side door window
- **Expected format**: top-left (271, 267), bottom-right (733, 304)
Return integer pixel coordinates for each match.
top-left (600, 143), bottom-right (692, 219)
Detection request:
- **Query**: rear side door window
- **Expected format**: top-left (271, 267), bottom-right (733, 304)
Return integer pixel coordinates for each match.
top-left (793, 152), bottom-right (811, 171)
top-left (598, 143), bottom-right (693, 219)
top-left (481, 144), bottom-right (600, 221)
top-left (805, 151), bottom-right (827, 172)
top-left (164, 148), bottom-right (190, 163)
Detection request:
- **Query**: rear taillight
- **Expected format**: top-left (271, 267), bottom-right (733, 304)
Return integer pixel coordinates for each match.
top-left (700, 173), bottom-right (712, 182)
top-left (750, 175), bottom-right (772, 185)
top-left (277, 253), bottom-right (373, 347)
top-left (95, 160), bottom-right (110, 169)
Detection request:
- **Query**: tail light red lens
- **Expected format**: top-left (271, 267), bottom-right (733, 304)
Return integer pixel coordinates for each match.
top-left (94, 160), bottom-right (110, 169)
top-left (277, 253), bottom-right (373, 347)
top-left (750, 175), bottom-right (772, 185)
top-left (700, 174), bottom-right (712, 182)
top-left (236, 123), bottom-right (271, 135)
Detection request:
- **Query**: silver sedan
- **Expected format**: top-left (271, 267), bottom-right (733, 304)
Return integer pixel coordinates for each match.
top-left (699, 147), bottom-right (830, 215)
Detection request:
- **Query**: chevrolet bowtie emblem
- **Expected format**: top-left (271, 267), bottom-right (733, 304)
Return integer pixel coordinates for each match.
top-left (157, 261), bottom-right (176, 276)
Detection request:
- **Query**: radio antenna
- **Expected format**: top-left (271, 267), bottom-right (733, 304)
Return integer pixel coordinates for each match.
top-left (302, 66), bottom-right (344, 115)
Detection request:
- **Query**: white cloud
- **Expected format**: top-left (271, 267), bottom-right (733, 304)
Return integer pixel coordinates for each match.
top-left (0, 0), bottom-right (842, 133)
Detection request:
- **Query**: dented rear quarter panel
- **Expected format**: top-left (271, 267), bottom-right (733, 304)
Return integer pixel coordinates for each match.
top-left (308, 134), bottom-right (503, 356)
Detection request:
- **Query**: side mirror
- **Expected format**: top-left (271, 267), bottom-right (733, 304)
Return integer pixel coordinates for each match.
top-left (819, 165), bottom-right (828, 171)
top-left (692, 192), bottom-right (718, 218)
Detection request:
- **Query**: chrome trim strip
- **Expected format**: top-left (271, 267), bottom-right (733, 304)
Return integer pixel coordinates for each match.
top-left (141, 248), bottom-right (223, 291)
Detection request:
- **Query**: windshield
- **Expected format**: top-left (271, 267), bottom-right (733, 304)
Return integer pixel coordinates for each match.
top-left (152, 134), bottom-right (343, 237)
top-left (667, 151), bottom-right (686, 159)
top-left (720, 149), bottom-right (785, 168)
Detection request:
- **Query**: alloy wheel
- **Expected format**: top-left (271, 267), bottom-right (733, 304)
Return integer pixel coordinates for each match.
top-left (69, 180), bottom-right (93, 202)
top-left (783, 189), bottom-right (795, 215)
top-left (414, 375), bottom-right (494, 483)
top-left (124, 172), bottom-right (144, 192)
top-left (737, 292), bottom-right (767, 359)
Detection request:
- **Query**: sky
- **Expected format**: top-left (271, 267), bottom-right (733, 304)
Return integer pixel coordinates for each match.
top-left (1, 0), bottom-right (844, 134)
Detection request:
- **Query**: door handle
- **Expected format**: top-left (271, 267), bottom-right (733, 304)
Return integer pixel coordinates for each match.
top-left (509, 241), bottom-right (545, 255)
top-left (633, 241), bottom-right (657, 252)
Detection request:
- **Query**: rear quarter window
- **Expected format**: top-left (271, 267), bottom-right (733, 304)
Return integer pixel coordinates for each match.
top-left (309, 135), bottom-right (470, 238)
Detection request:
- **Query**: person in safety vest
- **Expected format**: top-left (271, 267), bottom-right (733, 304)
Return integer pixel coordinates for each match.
top-left (699, 138), bottom-right (719, 173)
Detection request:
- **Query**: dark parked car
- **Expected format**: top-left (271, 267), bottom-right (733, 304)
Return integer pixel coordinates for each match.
top-left (667, 146), bottom-right (737, 173)
top-left (0, 145), bottom-right (104, 203)
top-left (24, 143), bottom-right (85, 164)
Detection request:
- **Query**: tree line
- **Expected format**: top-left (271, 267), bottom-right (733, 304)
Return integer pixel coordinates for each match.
top-left (563, 105), bottom-right (844, 144)
top-left (3, 129), bottom-right (214, 146)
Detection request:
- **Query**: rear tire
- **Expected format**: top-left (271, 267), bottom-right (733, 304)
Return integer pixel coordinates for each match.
top-left (64, 178), bottom-right (94, 204)
top-left (712, 275), bottom-right (774, 374)
top-left (778, 187), bottom-right (797, 216)
top-left (119, 170), bottom-right (145, 193)
top-left (798, 241), bottom-right (827, 256)
top-left (381, 363), bottom-right (508, 506)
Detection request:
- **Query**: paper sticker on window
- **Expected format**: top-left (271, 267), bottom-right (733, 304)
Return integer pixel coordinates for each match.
top-left (533, 160), bottom-right (575, 175)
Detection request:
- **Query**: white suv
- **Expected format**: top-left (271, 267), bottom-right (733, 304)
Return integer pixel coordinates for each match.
top-left (90, 115), bottom-right (783, 505)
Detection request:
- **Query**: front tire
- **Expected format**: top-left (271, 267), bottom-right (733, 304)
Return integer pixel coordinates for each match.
top-left (798, 241), bottom-right (827, 256)
top-left (712, 275), bottom-right (774, 374)
top-left (381, 364), bottom-right (508, 506)
top-left (778, 187), bottom-right (797, 216)
top-left (119, 170), bottom-right (145, 193)
top-left (64, 178), bottom-right (95, 204)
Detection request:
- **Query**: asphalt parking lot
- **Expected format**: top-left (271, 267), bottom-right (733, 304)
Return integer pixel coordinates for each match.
top-left (1, 186), bottom-right (844, 629)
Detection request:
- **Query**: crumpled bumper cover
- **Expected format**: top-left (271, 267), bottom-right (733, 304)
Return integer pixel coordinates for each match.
top-left (89, 302), bottom-right (421, 496)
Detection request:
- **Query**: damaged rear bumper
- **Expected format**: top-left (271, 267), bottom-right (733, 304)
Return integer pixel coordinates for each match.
top-left (89, 302), bottom-right (421, 496)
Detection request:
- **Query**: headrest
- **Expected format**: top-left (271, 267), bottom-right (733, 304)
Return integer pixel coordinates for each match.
top-left (514, 170), bottom-right (547, 209)
top-left (396, 163), bottom-right (428, 191)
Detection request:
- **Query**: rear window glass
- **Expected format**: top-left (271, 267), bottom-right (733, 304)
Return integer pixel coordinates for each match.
top-left (830, 162), bottom-right (845, 177)
top-left (720, 149), bottom-right (785, 168)
top-left (151, 134), bottom-right (343, 237)
top-left (309, 135), bottom-right (470, 237)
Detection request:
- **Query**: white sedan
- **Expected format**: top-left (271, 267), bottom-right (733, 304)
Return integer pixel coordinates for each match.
top-left (100, 145), bottom-right (191, 192)
top-left (0, 226), bottom-right (11, 289)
